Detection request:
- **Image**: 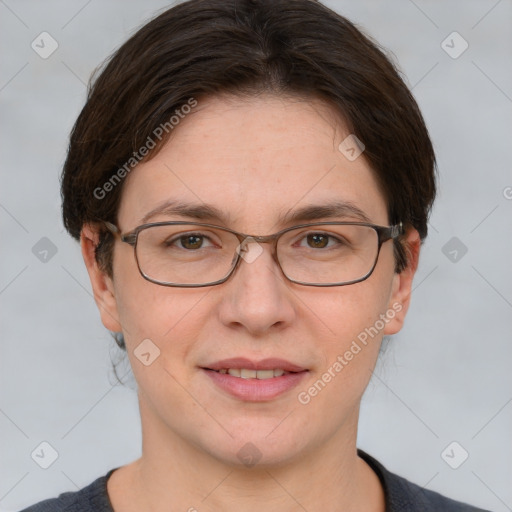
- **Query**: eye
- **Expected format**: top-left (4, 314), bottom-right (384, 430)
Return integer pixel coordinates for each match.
top-left (300, 233), bottom-right (342, 249)
top-left (167, 233), bottom-right (215, 250)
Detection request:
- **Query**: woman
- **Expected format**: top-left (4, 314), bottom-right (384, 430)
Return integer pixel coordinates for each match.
top-left (22, 0), bottom-right (492, 510)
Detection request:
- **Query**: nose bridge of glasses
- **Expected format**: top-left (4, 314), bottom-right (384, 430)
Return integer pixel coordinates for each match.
top-left (232, 232), bottom-right (283, 272)
top-left (246, 233), bottom-right (276, 244)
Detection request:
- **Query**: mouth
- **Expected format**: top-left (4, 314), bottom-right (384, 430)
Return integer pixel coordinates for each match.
top-left (200, 358), bottom-right (309, 401)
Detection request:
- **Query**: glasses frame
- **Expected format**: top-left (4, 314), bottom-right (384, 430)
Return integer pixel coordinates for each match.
top-left (103, 220), bottom-right (402, 288)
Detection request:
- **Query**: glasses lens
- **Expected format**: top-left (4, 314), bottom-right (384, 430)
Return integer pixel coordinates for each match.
top-left (135, 224), bottom-right (238, 285)
top-left (277, 224), bottom-right (379, 285)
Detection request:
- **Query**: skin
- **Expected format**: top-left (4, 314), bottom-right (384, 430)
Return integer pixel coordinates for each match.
top-left (81, 94), bottom-right (420, 512)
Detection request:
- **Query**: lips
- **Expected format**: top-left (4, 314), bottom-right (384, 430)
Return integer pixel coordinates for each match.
top-left (201, 357), bottom-right (309, 401)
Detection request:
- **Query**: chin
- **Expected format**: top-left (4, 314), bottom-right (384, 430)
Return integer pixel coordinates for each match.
top-left (191, 417), bottom-right (313, 469)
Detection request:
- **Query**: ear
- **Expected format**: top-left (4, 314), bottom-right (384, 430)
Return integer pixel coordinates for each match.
top-left (383, 227), bottom-right (421, 335)
top-left (80, 223), bottom-right (122, 332)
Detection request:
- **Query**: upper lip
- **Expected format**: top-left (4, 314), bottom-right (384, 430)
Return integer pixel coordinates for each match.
top-left (203, 358), bottom-right (308, 372)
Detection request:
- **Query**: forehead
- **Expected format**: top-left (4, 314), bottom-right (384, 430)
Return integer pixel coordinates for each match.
top-left (117, 94), bottom-right (388, 231)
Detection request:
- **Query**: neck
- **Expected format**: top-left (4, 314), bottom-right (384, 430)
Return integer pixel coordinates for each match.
top-left (108, 395), bottom-right (385, 512)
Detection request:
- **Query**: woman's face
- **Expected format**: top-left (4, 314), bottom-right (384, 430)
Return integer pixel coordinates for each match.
top-left (83, 94), bottom-right (417, 468)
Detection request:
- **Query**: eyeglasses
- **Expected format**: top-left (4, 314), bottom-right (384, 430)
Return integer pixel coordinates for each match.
top-left (103, 220), bottom-right (402, 287)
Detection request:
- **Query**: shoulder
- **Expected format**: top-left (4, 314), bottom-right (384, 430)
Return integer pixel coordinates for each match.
top-left (358, 450), bottom-right (493, 512)
top-left (18, 468), bottom-right (117, 512)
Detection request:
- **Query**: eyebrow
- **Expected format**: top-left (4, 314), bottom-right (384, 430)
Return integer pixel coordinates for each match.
top-left (140, 201), bottom-right (232, 225)
top-left (279, 201), bottom-right (372, 224)
top-left (139, 199), bottom-right (373, 226)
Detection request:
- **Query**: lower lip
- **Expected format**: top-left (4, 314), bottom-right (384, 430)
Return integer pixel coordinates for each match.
top-left (202, 369), bottom-right (308, 401)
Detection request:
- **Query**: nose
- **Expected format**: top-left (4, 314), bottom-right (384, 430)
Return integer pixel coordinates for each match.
top-left (216, 240), bottom-right (296, 336)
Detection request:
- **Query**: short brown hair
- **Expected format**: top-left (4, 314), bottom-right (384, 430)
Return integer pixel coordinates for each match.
top-left (62, 0), bottom-right (436, 280)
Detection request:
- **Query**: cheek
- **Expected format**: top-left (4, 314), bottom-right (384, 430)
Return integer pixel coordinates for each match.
top-left (111, 254), bottom-right (205, 375)
top-left (119, 289), bottom-right (202, 348)
top-left (302, 254), bottom-right (396, 393)
top-left (312, 284), bottom-right (388, 371)
top-left (113, 243), bottom-right (191, 337)
top-left (115, 284), bottom-right (211, 426)
top-left (314, 255), bottom-right (395, 347)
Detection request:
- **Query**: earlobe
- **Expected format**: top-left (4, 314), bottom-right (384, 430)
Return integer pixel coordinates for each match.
top-left (383, 228), bottom-right (421, 335)
top-left (80, 224), bottom-right (122, 333)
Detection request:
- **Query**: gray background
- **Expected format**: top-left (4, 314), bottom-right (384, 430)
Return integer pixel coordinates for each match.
top-left (1, 1), bottom-right (511, 511)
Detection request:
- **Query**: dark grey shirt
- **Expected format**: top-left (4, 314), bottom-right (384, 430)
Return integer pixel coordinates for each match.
top-left (19, 450), bottom-right (493, 511)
